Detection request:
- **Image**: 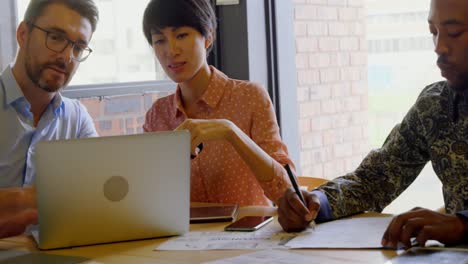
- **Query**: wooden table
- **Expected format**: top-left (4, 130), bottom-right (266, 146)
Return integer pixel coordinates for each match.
top-left (0, 206), bottom-right (398, 263)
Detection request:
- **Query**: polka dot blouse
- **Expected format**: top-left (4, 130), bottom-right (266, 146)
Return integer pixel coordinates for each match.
top-left (143, 66), bottom-right (293, 206)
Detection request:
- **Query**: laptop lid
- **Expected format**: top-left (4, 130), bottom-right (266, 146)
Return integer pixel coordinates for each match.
top-left (35, 131), bottom-right (190, 249)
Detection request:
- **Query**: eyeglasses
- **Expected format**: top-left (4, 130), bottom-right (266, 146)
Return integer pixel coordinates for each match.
top-left (28, 22), bottom-right (92, 62)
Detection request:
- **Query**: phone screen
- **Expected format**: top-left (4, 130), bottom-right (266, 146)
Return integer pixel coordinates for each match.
top-left (224, 216), bottom-right (273, 231)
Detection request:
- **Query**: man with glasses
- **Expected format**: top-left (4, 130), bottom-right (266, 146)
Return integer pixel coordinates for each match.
top-left (0, 0), bottom-right (99, 238)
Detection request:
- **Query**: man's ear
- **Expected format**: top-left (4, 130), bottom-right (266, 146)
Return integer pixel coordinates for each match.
top-left (205, 29), bottom-right (214, 50)
top-left (17, 21), bottom-right (29, 49)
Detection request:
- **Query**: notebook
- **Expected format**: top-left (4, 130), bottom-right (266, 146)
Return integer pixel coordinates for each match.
top-left (34, 131), bottom-right (191, 249)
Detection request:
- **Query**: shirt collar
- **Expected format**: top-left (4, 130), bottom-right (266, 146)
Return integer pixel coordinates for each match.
top-left (1, 64), bottom-right (64, 116)
top-left (51, 92), bottom-right (64, 116)
top-left (447, 82), bottom-right (468, 121)
top-left (2, 64), bottom-right (24, 106)
top-left (172, 66), bottom-right (229, 117)
top-left (201, 66), bottom-right (229, 108)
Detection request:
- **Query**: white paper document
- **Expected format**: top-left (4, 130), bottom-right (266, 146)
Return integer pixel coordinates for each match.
top-left (203, 249), bottom-right (320, 264)
top-left (156, 223), bottom-right (297, 250)
top-left (286, 216), bottom-right (393, 249)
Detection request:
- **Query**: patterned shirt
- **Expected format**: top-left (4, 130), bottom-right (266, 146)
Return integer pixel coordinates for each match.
top-left (0, 65), bottom-right (98, 187)
top-left (317, 81), bottom-right (468, 219)
top-left (143, 66), bottom-right (293, 206)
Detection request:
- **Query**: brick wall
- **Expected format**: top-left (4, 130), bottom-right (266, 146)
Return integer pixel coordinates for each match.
top-left (293, 0), bottom-right (369, 179)
top-left (79, 92), bottom-right (171, 137)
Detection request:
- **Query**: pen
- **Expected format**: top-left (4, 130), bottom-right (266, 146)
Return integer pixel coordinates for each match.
top-left (284, 164), bottom-right (305, 205)
top-left (284, 164), bottom-right (316, 230)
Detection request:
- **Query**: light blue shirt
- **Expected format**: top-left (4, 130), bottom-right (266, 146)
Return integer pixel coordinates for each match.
top-left (0, 65), bottom-right (98, 187)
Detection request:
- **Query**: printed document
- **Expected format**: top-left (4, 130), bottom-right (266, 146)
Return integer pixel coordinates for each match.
top-left (156, 222), bottom-right (297, 250)
top-left (286, 216), bottom-right (393, 249)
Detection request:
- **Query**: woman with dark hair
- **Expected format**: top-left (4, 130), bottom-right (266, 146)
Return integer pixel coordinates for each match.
top-left (142, 0), bottom-right (294, 206)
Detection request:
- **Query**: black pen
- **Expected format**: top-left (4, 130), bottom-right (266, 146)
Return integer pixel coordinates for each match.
top-left (284, 164), bottom-right (316, 229)
top-left (284, 164), bottom-right (305, 205)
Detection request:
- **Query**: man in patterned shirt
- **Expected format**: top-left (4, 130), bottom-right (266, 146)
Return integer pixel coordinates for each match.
top-left (278, 0), bottom-right (468, 248)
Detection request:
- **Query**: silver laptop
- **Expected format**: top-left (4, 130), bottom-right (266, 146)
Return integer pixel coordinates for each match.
top-left (35, 131), bottom-right (190, 250)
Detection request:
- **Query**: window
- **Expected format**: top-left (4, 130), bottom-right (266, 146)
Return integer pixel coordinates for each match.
top-left (367, 0), bottom-right (443, 213)
top-left (16, 0), bottom-right (168, 86)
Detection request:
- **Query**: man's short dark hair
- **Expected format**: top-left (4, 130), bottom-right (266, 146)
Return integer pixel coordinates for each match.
top-left (24, 0), bottom-right (99, 33)
top-left (142, 0), bottom-right (217, 53)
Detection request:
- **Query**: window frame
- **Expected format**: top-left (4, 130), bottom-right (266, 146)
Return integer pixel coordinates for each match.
top-left (216, 0), bottom-right (300, 170)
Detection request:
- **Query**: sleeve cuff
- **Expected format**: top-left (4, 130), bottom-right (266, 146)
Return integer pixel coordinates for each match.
top-left (456, 210), bottom-right (468, 241)
top-left (456, 210), bottom-right (468, 220)
top-left (311, 189), bottom-right (334, 223)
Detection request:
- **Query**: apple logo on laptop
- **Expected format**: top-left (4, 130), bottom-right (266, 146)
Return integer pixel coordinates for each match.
top-left (103, 176), bottom-right (129, 202)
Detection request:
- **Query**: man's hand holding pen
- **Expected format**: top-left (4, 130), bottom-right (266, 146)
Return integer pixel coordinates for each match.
top-left (278, 189), bottom-right (320, 232)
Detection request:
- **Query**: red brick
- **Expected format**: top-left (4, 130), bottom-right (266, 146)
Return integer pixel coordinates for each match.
top-left (79, 97), bottom-right (101, 119)
top-left (96, 118), bottom-right (125, 137)
top-left (103, 95), bottom-right (143, 115)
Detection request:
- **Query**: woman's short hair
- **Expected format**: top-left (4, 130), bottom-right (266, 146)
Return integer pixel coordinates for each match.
top-left (24, 0), bottom-right (99, 32)
top-left (142, 0), bottom-right (217, 53)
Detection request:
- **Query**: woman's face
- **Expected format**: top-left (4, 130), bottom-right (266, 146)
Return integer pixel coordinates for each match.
top-left (151, 26), bottom-right (212, 84)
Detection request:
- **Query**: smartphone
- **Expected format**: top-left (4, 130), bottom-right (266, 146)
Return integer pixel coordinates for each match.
top-left (224, 216), bottom-right (273, 232)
